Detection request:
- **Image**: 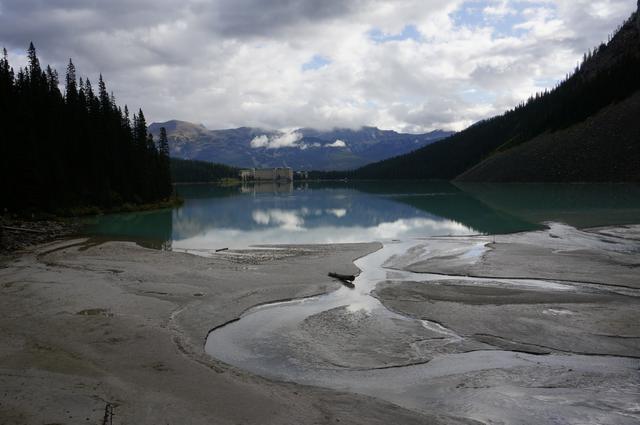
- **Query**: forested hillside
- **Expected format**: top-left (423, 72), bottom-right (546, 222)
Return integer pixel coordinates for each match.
top-left (353, 7), bottom-right (640, 182)
top-left (457, 90), bottom-right (640, 182)
top-left (0, 44), bottom-right (172, 213)
top-left (170, 158), bottom-right (238, 183)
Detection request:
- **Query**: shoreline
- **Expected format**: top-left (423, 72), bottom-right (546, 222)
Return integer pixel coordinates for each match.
top-left (0, 216), bottom-right (83, 254)
top-left (1, 223), bottom-right (639, 424)
top-left (0, 197), bottom-right (183, 254)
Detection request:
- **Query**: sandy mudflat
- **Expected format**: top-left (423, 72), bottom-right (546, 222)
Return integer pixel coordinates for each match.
top-left (1, 223), bottom-right (639, 424)
top-left (368, 223), bottom-right (640, 423)
top-left (0, 239), bottom-right (454, 425)
top-left (375, 224), bottom-right (640, 360)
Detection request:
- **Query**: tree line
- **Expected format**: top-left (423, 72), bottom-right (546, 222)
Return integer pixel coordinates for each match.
top-left (170, 158), bottom-right (238, 183)
top-left (0, 43), bottom-right (172, 214)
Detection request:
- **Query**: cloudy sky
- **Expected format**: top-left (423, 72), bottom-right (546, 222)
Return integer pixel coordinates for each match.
top-left (0, 0), bottom-right (636, 132)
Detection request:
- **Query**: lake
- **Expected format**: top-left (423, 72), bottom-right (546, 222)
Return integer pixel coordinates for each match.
top-left (85, 181), bottom-right (640, 251)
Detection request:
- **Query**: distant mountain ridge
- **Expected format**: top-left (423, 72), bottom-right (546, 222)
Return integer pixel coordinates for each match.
top-left (352, 5), bottom-right (640, 182)
top-left (148, 121), bottom-right (453, 171)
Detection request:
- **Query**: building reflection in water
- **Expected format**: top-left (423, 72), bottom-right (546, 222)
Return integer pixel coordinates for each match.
top-left (240, 181), bottom-right (294, 195)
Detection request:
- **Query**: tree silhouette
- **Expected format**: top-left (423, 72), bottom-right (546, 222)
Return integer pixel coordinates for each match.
top-left (0, 43), bottom-right (173, 213)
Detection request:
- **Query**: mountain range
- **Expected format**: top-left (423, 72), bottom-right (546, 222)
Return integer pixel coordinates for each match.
top-left (148, 121), bottom-right (452, 171)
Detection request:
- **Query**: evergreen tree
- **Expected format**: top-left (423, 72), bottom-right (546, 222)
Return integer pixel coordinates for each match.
top-left (158, 127), bottom-right (172, 196)
top-left (65, 59), bottom-right (77, 102)
top-left (98, 74), bottom-right (110, 112)
top-left (158, 127), bottom-right (170, 159)
top-left (26, 42), bottom-right (41, 81)
top-left (85, 78), bottom-right (94, 102)
top-left (135, 109), bottom-right (147, 142)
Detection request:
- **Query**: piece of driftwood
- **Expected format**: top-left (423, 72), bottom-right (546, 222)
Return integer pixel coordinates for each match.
top-left (1, 225), bottom-right (47, 234)
top-left (328, 272), bottom-right (356, 287)
top-left (215, 247), bottom-right (229, 252)
top-left (102, 402), bottom-right (114, 425)
top-left (328, 272), bottom-right (355, 281)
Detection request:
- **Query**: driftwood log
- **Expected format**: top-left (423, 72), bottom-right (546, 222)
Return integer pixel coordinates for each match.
top-left (215, 247), bottom-right (229, 252)
top-left (328, 272), bottom-right (356, 287)
top-left (328, 272), bottom-right (355, 281)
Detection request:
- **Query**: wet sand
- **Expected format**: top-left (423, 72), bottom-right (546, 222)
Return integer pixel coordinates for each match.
top-left (1, 223), bottom-right (639, 424)
top-left (0, 239), bottom-right (444, 425)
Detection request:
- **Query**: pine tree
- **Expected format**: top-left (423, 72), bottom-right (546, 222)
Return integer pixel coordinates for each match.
top-left (0, 48), bottom-right (10, 79)
top-left (158, 127), bottom-right (172, 197)
top-left (98, 74), bottom-right (110, 112)
top-left (26, 42), bottom-right (41, 81)
top-left (158, 127), bottom-right (170, 159)
top-left (123, 105), bottom-right (130, 127)
top-left (134, 109), bottom-right (147, 145)
top-left (45, 65), bottom-right (59, 91)
top-left (85, 78), bottom-right (94, 101)
top-left (65, 59), bottom-right (77, 102)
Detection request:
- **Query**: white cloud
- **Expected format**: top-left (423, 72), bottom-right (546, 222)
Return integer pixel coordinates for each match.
top-left (271, 131), bottom-right (304, 148)
top-left (252, 209), bottom-right (305, 230)
top-left (250, 131), bottom-right (304, 149)
top-left (0, 0), bottom-right (636, 133)
top-left (249, 134), bottom-right (269, 148)
top-left (326, 139), bottom-right (347, 148)
top-left (326, 208), bottom-right (347, 217)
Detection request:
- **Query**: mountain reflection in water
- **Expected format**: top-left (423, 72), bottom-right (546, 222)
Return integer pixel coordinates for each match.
top-left (84, 182), bottom-right (640, 251)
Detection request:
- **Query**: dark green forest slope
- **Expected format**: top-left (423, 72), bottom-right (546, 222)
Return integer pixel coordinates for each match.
top-left (457, 90), bottom-right (640, 181)
top-left (353, 7), bottom-right (640, 182)
top-left (170, 158), bottom-right (238, 183)
top-left (0, 44), bottom-right (172, 213)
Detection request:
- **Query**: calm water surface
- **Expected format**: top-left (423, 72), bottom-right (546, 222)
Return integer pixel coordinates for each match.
top-left (85, 181), bottom-right (640, 250)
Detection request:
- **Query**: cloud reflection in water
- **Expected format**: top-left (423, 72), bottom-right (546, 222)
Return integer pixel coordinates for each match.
top-left (173, 213), bottom-right (476, 251)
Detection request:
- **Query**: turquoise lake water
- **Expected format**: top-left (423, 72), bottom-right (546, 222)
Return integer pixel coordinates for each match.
top-left (85, 181), bottom-right (640, 251)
